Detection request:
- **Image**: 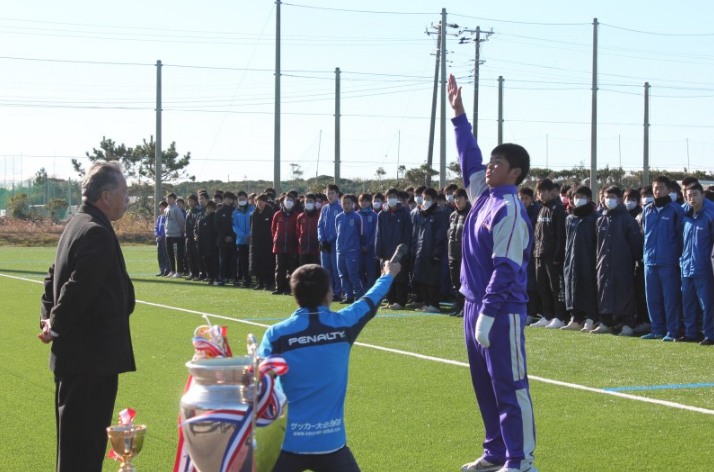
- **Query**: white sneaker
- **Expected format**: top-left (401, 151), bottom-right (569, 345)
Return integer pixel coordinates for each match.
top-left (580, 319), bottom-right (594, 332)
top-left (619, 325), bottom-right (635, 337)
top-left (387, 303), bottom-right (404, 310)
top-left (172, 272), bottom-right (183, 278)
top-left (495, 465), bottom-right (538, 472)
top-left (529, 317), bottom-right (550, 328)
top-left (164, 271), bottom-right (175, 278)
top-left (561, 320), bottom-right (583, 331)
top-left (634, 322), bottom-right (651, 334)
top-left (590, 323), bottom-right (612, 334)
top-left (461, 457), bottom-right (504, 472)
top-left (419, 305), bottom-right (441, 313)
top-left (545, 318), bottom-right (565, 329)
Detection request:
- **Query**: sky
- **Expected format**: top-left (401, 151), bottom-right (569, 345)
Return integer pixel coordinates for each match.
top-left (1, 0), bottom-right (713, 187)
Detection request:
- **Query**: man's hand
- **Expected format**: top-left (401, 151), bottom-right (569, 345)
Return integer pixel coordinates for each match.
top-left (37, 319), bottom-right (54, 344)
top-left (320, 241), bottom-right (331, 253)
top-left (447, 74), bottom-right (466, 117)
top-left (382, 261), bottom-right (401, 278)
top-left (224, 236), bottom-right (233, 243)
top-left (475, 314), bottom-right (494, 348)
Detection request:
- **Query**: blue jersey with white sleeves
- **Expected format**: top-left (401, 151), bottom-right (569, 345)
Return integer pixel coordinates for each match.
top-left (258, 273), bottom-right (393, 454)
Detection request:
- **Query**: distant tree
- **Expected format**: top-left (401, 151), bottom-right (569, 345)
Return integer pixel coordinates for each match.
top-left (74, 136), bottom-right (193, 183)
top-left (397, 165), bottom-right (406, 181)
top-left (8, 193), bottom-right (30, 219)
top-left (46, 198), bottom-right (68, 221)
top-left (290, 163), bottom-right (304, 183)
top-left (404, 164), bottom-right (439, 188)
top-left (33, 167), bottom-right (48, 187)
top-left (375, 167), bottom-right (386, 181)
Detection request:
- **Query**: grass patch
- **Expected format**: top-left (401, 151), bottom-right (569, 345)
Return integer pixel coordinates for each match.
top-left (2, 245), bottom-right (714, 471)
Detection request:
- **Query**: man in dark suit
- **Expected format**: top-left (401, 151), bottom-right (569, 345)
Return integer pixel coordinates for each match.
top-left (38, 161), bottom-right (136, 472)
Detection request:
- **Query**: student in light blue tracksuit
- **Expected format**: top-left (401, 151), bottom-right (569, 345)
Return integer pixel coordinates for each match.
top-left (232, 191), bottom-right (255, 287)
top-left (357, 193), bottom-right (378, 290)
top-left (450, 75), bottom-right (537, 472)
top-left (318, 184), bottom-right (343, 300)
top-left (335, 194), bottom-right (364, 303)
top-left (642, 175), bottom-right (685, 341)
top-left (680, 183), bottom-right (714, 344)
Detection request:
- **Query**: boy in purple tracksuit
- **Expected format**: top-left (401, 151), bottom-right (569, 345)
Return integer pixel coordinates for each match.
top-left (154, 201), bottom-right (170, 276)
top-left (450, 75), bottom-right (537, 472)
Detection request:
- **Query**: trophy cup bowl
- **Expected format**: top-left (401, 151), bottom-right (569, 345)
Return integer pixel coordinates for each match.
top-left (106, 424), bottom-right (147, 471)
top-left (180, 357), bottom-right (287, 472)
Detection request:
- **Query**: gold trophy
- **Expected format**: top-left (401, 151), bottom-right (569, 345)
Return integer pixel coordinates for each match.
top-left (106, 424), bottom-right (147, 471)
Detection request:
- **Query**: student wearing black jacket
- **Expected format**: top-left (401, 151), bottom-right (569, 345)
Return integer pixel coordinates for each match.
top-left (447, 188), bottom-right (471, 317)
top-left (530, 178), bottom-right (568, 328)
top-left (250, 194), bottom-right (276, 290)
top-left (197, 200), bottom-right (219, 283)
top-left (215, 191), bottom-right (237, 285)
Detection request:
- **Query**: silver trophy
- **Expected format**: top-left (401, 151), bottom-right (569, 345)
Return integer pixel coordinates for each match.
top-left (179, 334), bottom-right (287, 472)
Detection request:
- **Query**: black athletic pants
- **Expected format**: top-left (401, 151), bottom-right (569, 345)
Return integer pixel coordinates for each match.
top-left (237, 244), bottom-right (251, 284)
top-left (298, 253), bottom-right (320, 266)
top-left (218, 242), bottom-right (238, 281)
top-left (275, 253), bottom-right (298, 293)
top-left (535, 257), bottom-right (567, 321)
top-left (185, 236), bottom-right (199, 276)
top-left (166, 236), bottom-right (185, 274)
top-left (272, 445), bottom-right (360, 472)
top-left (54, 373), bottom-right (118, 472)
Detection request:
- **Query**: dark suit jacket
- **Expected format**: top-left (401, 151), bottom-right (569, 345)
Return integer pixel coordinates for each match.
top-left (40, 203), bottom-right (136, 375)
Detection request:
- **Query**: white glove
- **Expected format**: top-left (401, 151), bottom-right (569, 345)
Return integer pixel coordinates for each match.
top-left (475, 314), bottom-right (494, 348)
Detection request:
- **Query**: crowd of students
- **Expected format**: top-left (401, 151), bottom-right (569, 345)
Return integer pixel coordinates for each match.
top-left (523, 176), bottom-right (714, 345)
top-left (153, 183), bottom-right (471, 316)
top-left (153, 175), bottom-right (714, 341)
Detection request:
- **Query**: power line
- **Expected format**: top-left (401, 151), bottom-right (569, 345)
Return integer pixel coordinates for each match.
top-left (282, 2), bottom-right (436, 15)
top-left (450, 13), bottom-right (589, 26)
top-left (601, 23), bottom-right (714, 37)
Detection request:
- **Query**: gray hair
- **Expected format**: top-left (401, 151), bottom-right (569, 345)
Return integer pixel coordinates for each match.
top-left (82, 161), bottom-right (124, 202)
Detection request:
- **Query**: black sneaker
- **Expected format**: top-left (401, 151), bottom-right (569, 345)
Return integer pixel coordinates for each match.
top-left (254, 284), bottom-right (264, 290)
top-left (215, 281), bottom-right (225, 286)
top-left (271, 290), bottom-right (283, 295)
top-left (340, 298), bottom-right (354, 305)
top-left (675, 336), bottom-right (701, 343)
top-left (699, 338), bottom-right (714, 346)
top-left (333, 294), bottom-right (343, 303)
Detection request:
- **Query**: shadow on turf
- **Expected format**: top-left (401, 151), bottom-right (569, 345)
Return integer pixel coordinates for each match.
top-left (131, 277), bottom-right (245, 289)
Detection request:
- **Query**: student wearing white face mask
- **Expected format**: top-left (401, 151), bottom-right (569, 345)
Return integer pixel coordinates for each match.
top-left (375, 188), bottom-right (412, 309)
top-left (297, 193), bottom-right (321, 267)
top-left (623, 188), bottom-right (642, 219)
top-left (232, 190), bottom-right (255, 287)
top-left (561, 186), bottom-right (600, 333)
top-left (411, 188), bottom-right (448, 313)
top-left (593, 186), bottom-right (643, 336)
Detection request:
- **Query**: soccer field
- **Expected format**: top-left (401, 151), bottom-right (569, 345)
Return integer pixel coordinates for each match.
top-left (2, 245), bottom-right (713, 471)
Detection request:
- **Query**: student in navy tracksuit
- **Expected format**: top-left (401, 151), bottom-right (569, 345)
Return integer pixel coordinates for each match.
top-left (375, 188), bottom-right (412, 309)
top-left (335, 194), bottom-right (363, 303)
top-left (642, 176), bottom-right (685, 341)
top-left (681, 183), bottom-right (714, 344)
top-left (357, 193), bottom-right (378, 290)
top-left (259, 262), bottom-right (401, 472)
top-left (154, 201), bottom-right (170, 276)
top-left (450, 75), bottom-right (537, 472)
top-left (318, 184), bottom-right (343, 301)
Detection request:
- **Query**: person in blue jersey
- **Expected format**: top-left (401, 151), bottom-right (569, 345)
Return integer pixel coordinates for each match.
top-left (259, 261), bottom-right (401, 472)
top-left (448, 75), bottom-right (537, 472)
top-left (335, 194), bottom-right (364, 303)
top-left (641, 175), bottom-right (685, 341)
top-left (318, 184), bottom-right (344, 301)
top-left (232, 190), bottom-right (255, 287)
top-left (357, 193), bottom-right (378, 290)
top-left (680, 183), bottom-right (714, 344)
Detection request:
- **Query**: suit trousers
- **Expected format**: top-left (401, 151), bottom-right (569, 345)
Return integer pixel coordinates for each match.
top-left (54, 373), bottom-right (118, 472)
top-left (299, 253), bottom-right (320, 267)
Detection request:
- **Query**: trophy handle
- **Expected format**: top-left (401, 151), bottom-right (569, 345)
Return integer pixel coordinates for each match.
top-left (246, 334), bottom-right (260, 450)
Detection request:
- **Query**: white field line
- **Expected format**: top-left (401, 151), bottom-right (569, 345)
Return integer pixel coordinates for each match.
top-left (5, 272), bottom-right (714, 417)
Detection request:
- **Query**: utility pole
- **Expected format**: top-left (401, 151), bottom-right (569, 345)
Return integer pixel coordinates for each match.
top-left (643, 82), bottom-right (650, 186)
top-left (459, 26), bottom-right (493, 140)
top-left (439, 8), bottom-right (447, 190)
top-left (590, 18), bottom-right (599, 197)
top-left (316, 130), bottom-right (322, 181)
top-left (425, 23), bottom-right (441, 187)
top-left (497, 76), bottom-right (504, 145)
top-left (274, 0), bottom-right (282, 193)
top-left (155, 60), bottom-right (162, 218)
top-left (334, 67), bottom-right (341, 185)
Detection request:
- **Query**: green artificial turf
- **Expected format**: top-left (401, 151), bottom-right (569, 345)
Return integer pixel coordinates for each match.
top-left (1, 245), bottom-right (714, 471)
